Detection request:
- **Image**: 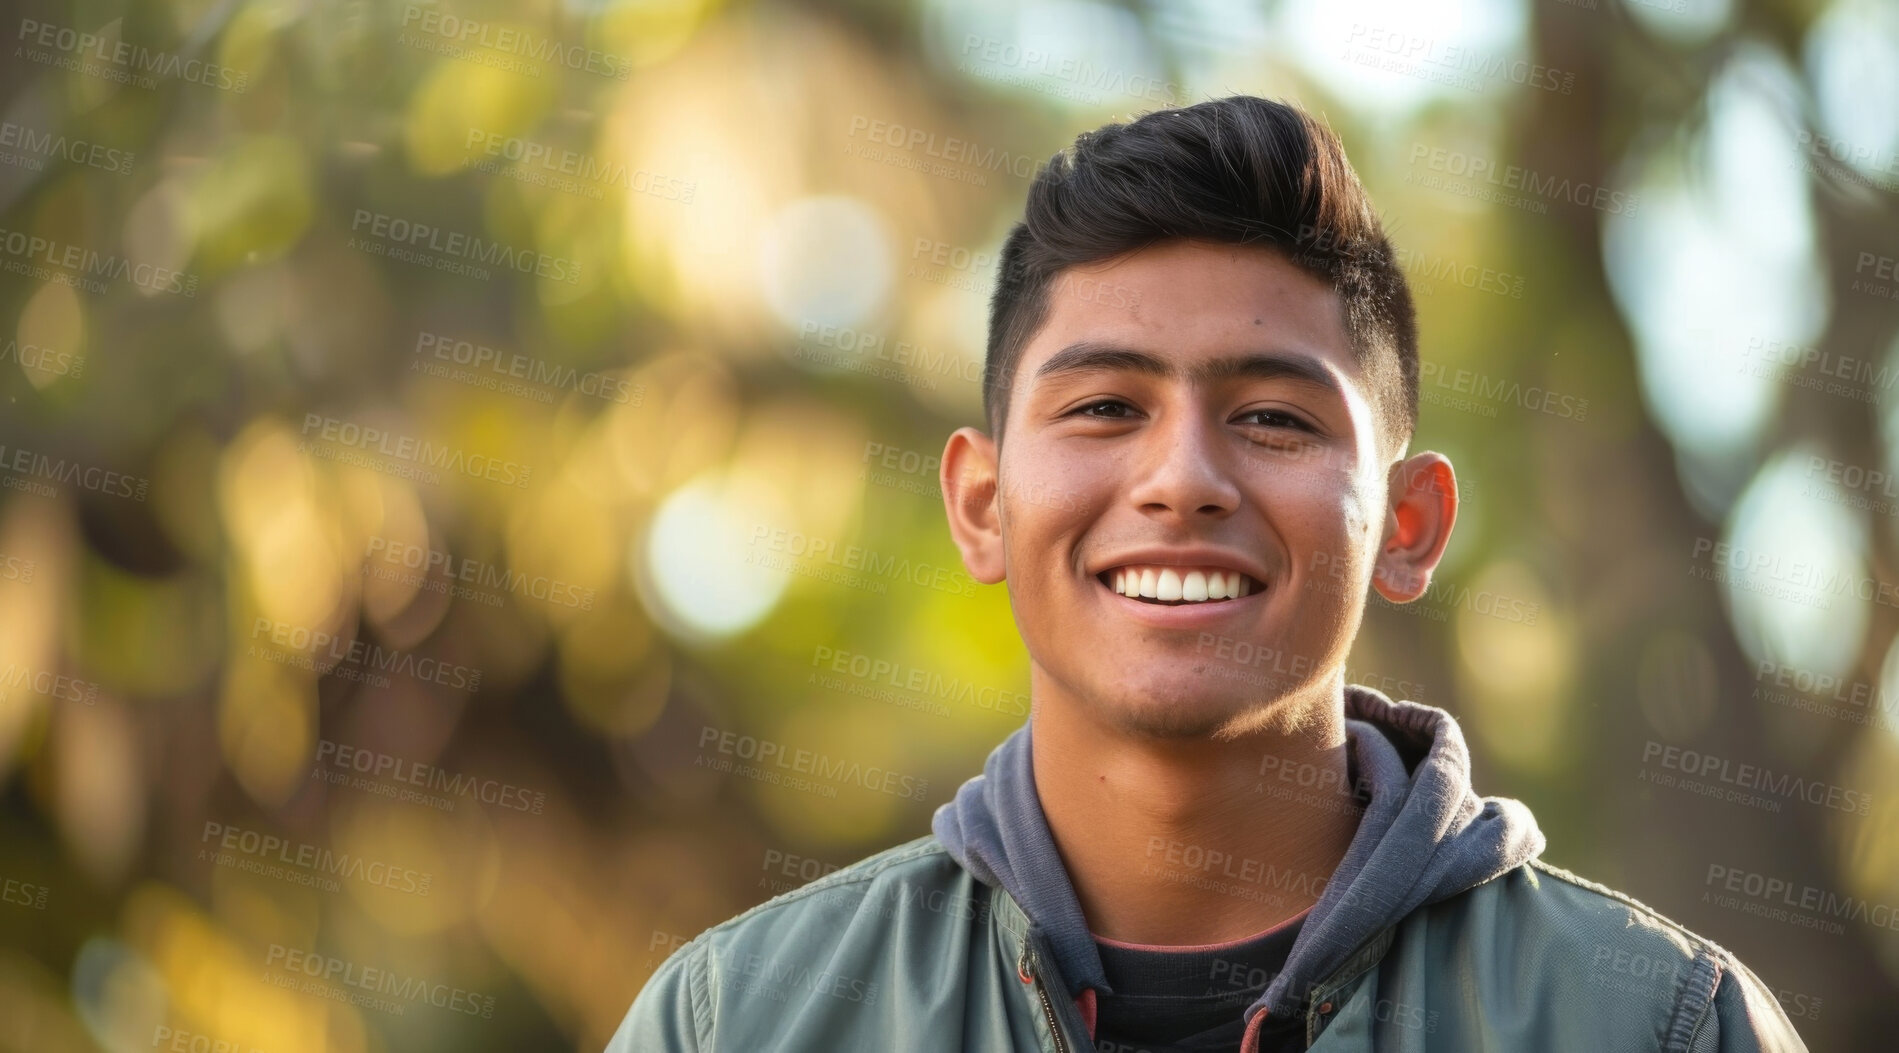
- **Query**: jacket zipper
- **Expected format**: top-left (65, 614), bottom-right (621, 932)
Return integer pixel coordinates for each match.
top-left (1019, 945), bottom-right (1071, 1053)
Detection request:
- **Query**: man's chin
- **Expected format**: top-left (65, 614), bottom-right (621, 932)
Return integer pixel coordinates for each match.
top-left (1091, 690), bottom-right (1259, 741)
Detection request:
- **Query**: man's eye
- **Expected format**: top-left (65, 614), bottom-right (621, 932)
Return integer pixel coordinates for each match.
top-left (1240, 409), bottom-right (1312, 431)
top-left (1078, 400), bottom-right (1131, 421)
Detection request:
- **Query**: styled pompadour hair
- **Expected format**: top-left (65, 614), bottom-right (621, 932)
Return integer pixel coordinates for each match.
top-left (983, 95), bottom-right (1418, 456)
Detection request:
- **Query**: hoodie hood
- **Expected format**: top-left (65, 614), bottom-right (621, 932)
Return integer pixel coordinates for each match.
top-left (931, 683), bottom-right (1545, 1031)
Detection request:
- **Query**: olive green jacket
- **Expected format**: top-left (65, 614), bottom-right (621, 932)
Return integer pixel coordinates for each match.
top-left (608, 834), bottom-right (1807, 1052)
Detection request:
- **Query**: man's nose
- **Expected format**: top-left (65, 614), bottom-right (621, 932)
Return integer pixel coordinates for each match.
top-left (1125, 412), bottom-right (1241, 518)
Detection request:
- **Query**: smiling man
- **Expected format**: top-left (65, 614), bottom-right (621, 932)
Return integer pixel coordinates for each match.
top-left (609, 95), bottom-right (1805, 1052)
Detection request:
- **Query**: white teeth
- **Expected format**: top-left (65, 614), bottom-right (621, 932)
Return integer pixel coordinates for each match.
top-left (1104, 564), bottom-right (1259, 604)
top-left (1182, 571), bottom-right (1207, 602)
top-left (1157, 568), bottom-right (1182, 601)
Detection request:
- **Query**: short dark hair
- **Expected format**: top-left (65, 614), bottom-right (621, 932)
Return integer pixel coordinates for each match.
top-left (982, 95), bottom-right (1418, 457)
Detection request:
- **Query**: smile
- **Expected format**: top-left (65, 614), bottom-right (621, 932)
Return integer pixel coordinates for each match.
top-left (1096, 565), bottom-right (1263, 605)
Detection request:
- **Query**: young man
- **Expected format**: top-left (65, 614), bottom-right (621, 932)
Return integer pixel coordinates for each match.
top-left (609, 95), bottom-right (1806, 1052)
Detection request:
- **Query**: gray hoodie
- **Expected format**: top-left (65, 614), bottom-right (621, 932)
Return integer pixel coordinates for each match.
top-left (931, 683), bottom-right (1547, 1032)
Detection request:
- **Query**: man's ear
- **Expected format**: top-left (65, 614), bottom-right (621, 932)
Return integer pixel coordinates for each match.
top-left (941, 427), bottom-right (1007, 585)
top-left (1371, 452), bottom-right (1457, 603)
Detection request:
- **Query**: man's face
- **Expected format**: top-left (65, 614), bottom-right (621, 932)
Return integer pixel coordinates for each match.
top-left (962, 239), bottom-right (1399, 740)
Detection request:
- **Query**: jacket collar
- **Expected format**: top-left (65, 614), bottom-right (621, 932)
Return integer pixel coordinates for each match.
top-left (939, 683), bottom-right (1547, 1029)
top-left (992, 880), bottom-right (1399, 1052)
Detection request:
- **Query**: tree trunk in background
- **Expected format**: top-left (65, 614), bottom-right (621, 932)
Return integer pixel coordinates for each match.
top-left (1515, 6), bottom-right (1899, 1044)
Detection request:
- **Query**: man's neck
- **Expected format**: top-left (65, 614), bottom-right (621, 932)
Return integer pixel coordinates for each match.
top-left (1030, 670), bottom-right (1361, 946)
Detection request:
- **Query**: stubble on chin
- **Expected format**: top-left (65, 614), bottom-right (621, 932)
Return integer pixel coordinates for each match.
top-left (1094, 670), bottom-right (1334, 743)
top-left (1107, 702), bottom-right (1233, 741)
top-left (1096, 678), bottom-right (1298, 741)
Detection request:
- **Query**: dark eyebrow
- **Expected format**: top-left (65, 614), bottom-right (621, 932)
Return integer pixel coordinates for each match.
top-left (1031, 341), bottom-right (1346, 401)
